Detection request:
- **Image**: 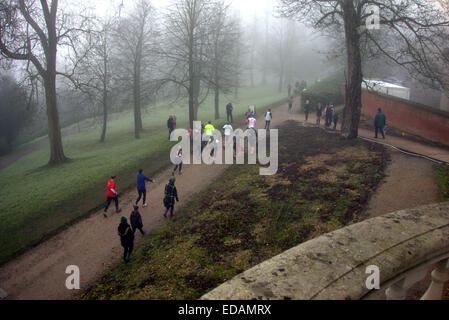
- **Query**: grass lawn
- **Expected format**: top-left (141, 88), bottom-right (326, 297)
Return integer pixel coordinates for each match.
top-left (434, 164), bottom-right (449, 202)
top-left (0, 84), bottom-right (287, 265)
top-left (79, 121), bottom-right (388, 300)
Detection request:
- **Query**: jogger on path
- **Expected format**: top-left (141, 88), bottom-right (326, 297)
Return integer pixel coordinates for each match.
top-left (104, 176), bottom-right (122, 217)
top-left (118, 217), bottom-right (134, 263)
top-left (163, 177), bottom-right (179, 218)
top-left (136, 169), bottom-right (153, 207)
top-left (130, 205), bottom-right (145, 236)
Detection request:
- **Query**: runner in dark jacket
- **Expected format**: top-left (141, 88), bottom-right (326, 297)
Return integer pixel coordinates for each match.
top-left (163, 177), bottom-right (179, 218)
top-left (118, 217), bottom-right (134, 263)
top-left (130, 205), bottom-right (145, 235)
top-left (226, 103), bottom-right (233, 123)
top-left (333, 112), bottom-right (339, 130)
top-left (316, 102), bottom-right (323, 125)
top-left (136, 169), bottom-right (153, 207)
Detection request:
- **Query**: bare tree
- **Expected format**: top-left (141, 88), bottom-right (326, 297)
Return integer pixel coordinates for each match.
top-left (115, 0), bottom-right (157, 139)
top-left (207, 1), bottom-right (241, 119)
top-left (0, 0), bottom-right (89, 164)
top-left (161, 0), bottom-right (215, 128)
top-left (75, 15), bottom-right (119, 142)
top-left (279, 0), bottom-right (449, 139)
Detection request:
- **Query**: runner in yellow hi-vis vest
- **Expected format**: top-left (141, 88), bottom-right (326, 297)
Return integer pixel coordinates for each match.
top-left (204, 121), bottom-right (215, 144)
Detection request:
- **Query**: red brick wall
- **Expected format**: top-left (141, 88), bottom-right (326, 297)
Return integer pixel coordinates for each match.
top-left (360, 90), bottom-right (449, 146)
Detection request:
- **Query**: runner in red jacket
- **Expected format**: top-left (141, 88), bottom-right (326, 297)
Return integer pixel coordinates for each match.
top-left (104, 176), bottom-right (122, 217)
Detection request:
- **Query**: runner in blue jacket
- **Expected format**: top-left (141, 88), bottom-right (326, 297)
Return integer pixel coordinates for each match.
top-left (136, 169), bottom-right (154, 207)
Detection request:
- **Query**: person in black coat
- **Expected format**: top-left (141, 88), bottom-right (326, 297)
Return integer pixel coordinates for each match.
top-left (130, 205), bottom-right (145, 235)
top-left (333, 112), bottom-right (339, 130)
top-left (118, 217), bottom-right (134, 263)
top-left (163, 177), bottom-right (179, 218)
top-left (316, 102), bottom-right (323, 125)
top-left (167, 115), bottom-right (175, 140)
top-left (226, 103), bottom-right (233, 123)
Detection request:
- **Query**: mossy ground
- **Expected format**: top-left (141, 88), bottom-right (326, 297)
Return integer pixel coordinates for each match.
top-left (80, 120), bottom-right (388, 300)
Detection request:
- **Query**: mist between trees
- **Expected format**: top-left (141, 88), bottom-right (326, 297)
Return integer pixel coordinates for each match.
top-left (1, 0), bottom-right (448, 164)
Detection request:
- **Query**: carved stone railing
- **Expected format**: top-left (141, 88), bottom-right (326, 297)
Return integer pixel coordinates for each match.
top-left (201, 202), bottom-right (449, 300)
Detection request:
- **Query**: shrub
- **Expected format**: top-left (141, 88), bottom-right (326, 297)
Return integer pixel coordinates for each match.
top-left (301, 72), bottom-right (345, 111)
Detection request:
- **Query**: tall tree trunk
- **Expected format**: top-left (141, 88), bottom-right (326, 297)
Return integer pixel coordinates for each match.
top-left (44, 74), bottom-right (67, 165)
top-left (214, 84), bottom-right (220, 120)
top-left (133, 60), bottom-right (142, 139)
top-left (278, 61), bottom-right (284, 94)
top-left (341, 0), bottom-right (362, 139)
top-left (45, 10), bottom-right (67, 165)
top-left (100, 54), bottom-right (108, 143)
top-left (44, 0), bottom-right (67, 165)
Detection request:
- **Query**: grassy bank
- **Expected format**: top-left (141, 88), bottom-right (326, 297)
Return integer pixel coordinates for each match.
top-left (80, 121), bottom-right (388, 300)
top-left (0, 85), bottom-right (287, 265)
top-left (434, 165), bottom-right (449, 202)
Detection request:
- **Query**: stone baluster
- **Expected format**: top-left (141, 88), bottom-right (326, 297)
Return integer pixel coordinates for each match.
top-left (386, 266), bottom-right (428, 300)
top-left (421, 258), bottom-right (449, 300)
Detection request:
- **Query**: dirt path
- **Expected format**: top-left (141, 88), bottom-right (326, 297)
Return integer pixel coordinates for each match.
top-left (0, 99), bottom-right (444, 300)
top-left (0, 101), bottom-right (297, 300)
top-left (361, 152), bottom-right (438, 219)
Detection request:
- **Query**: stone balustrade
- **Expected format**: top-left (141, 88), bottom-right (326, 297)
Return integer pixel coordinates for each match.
top-left (201, 202), bottom-right (449, 300)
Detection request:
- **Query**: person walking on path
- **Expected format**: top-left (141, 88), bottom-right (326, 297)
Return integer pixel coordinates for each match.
top-left (118, 217), bottom-right (134, 263)
top-left (288, 83), bottom-right (292, 97)
top-left (163, 177), bottom-right (179, 218)
top-left (288, 96), bottom-right (294, 113)
top-left (173, 147), bottom-right (183, 175)
top-left (130, 205), bottom-right (145, 236)
top-left (316, 102), bottom-right (323, 125)
top-left (104, 176), bottom-right (121, 218)
top-left (226, 103), bottom-right (233, 123)
top-left (333, 112), bottom-right (339, 130)
top-left (247, 114), bottom-right (257, 130)
top-left (374, 108), bottom-right (387, 139)
top-left (304, 99), bottom-right (310, 121)
top-left (204, 121), bottom-right (215, 144)
top-left (167, 115), bottom-right (175, 140)
top-left (136, 169), bottom-right (153, 207)
top-left (265, 108), bottom-right (273, 130)
top-left (223, 122), bottom-right (233, 149)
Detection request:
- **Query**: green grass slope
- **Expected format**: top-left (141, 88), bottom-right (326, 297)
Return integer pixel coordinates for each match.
top-left (0, 85), bottom-right (286, 264)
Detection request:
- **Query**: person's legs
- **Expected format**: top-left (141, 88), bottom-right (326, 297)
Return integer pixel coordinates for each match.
top-left (179, 161), bottom-right (183, 174)
top-left (113, 197), bottom-right (120, 212)
top-left (230, 112), bottom-right (233, 123)
top-left (381, 126), bottom-right (385, 139)
top-left (375, 126), bottom-right (379, 138)
top-left (104, 197), bottom-right (112, 212)
top-left (123, 246), bottom-right (128, 261)
top-left (142, 189), bottom-right (147, 204)
top-left (170, 204), bottom-right (175, 217)
top-left (136, 190), bottom-right (142, 204)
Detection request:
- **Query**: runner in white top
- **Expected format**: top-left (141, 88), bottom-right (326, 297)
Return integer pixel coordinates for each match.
top-left (247, 116), bottom-right (256, 129)
top-left (223, 122), bottom-right (233, 148)
top-left (265, 108), bottom-right (272, 130)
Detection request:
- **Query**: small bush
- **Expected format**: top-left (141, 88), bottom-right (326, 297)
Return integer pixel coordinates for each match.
top-left (301, 72), bottom-right (345, 111)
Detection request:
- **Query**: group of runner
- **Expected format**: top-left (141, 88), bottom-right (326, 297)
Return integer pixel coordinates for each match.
top-left (110, 102), bottom-right (272, 263)
top-left (315, 102), bottom-right (339, 130)
top-left (104, 167), bottom-right (179, 263)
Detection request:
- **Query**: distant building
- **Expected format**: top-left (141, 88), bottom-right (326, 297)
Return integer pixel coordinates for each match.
top-left (362, 79), bottom-right (411, 100)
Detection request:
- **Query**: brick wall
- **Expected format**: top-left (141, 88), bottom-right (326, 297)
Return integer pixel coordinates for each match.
top-left (360, 90), bottom-right (449, 146)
